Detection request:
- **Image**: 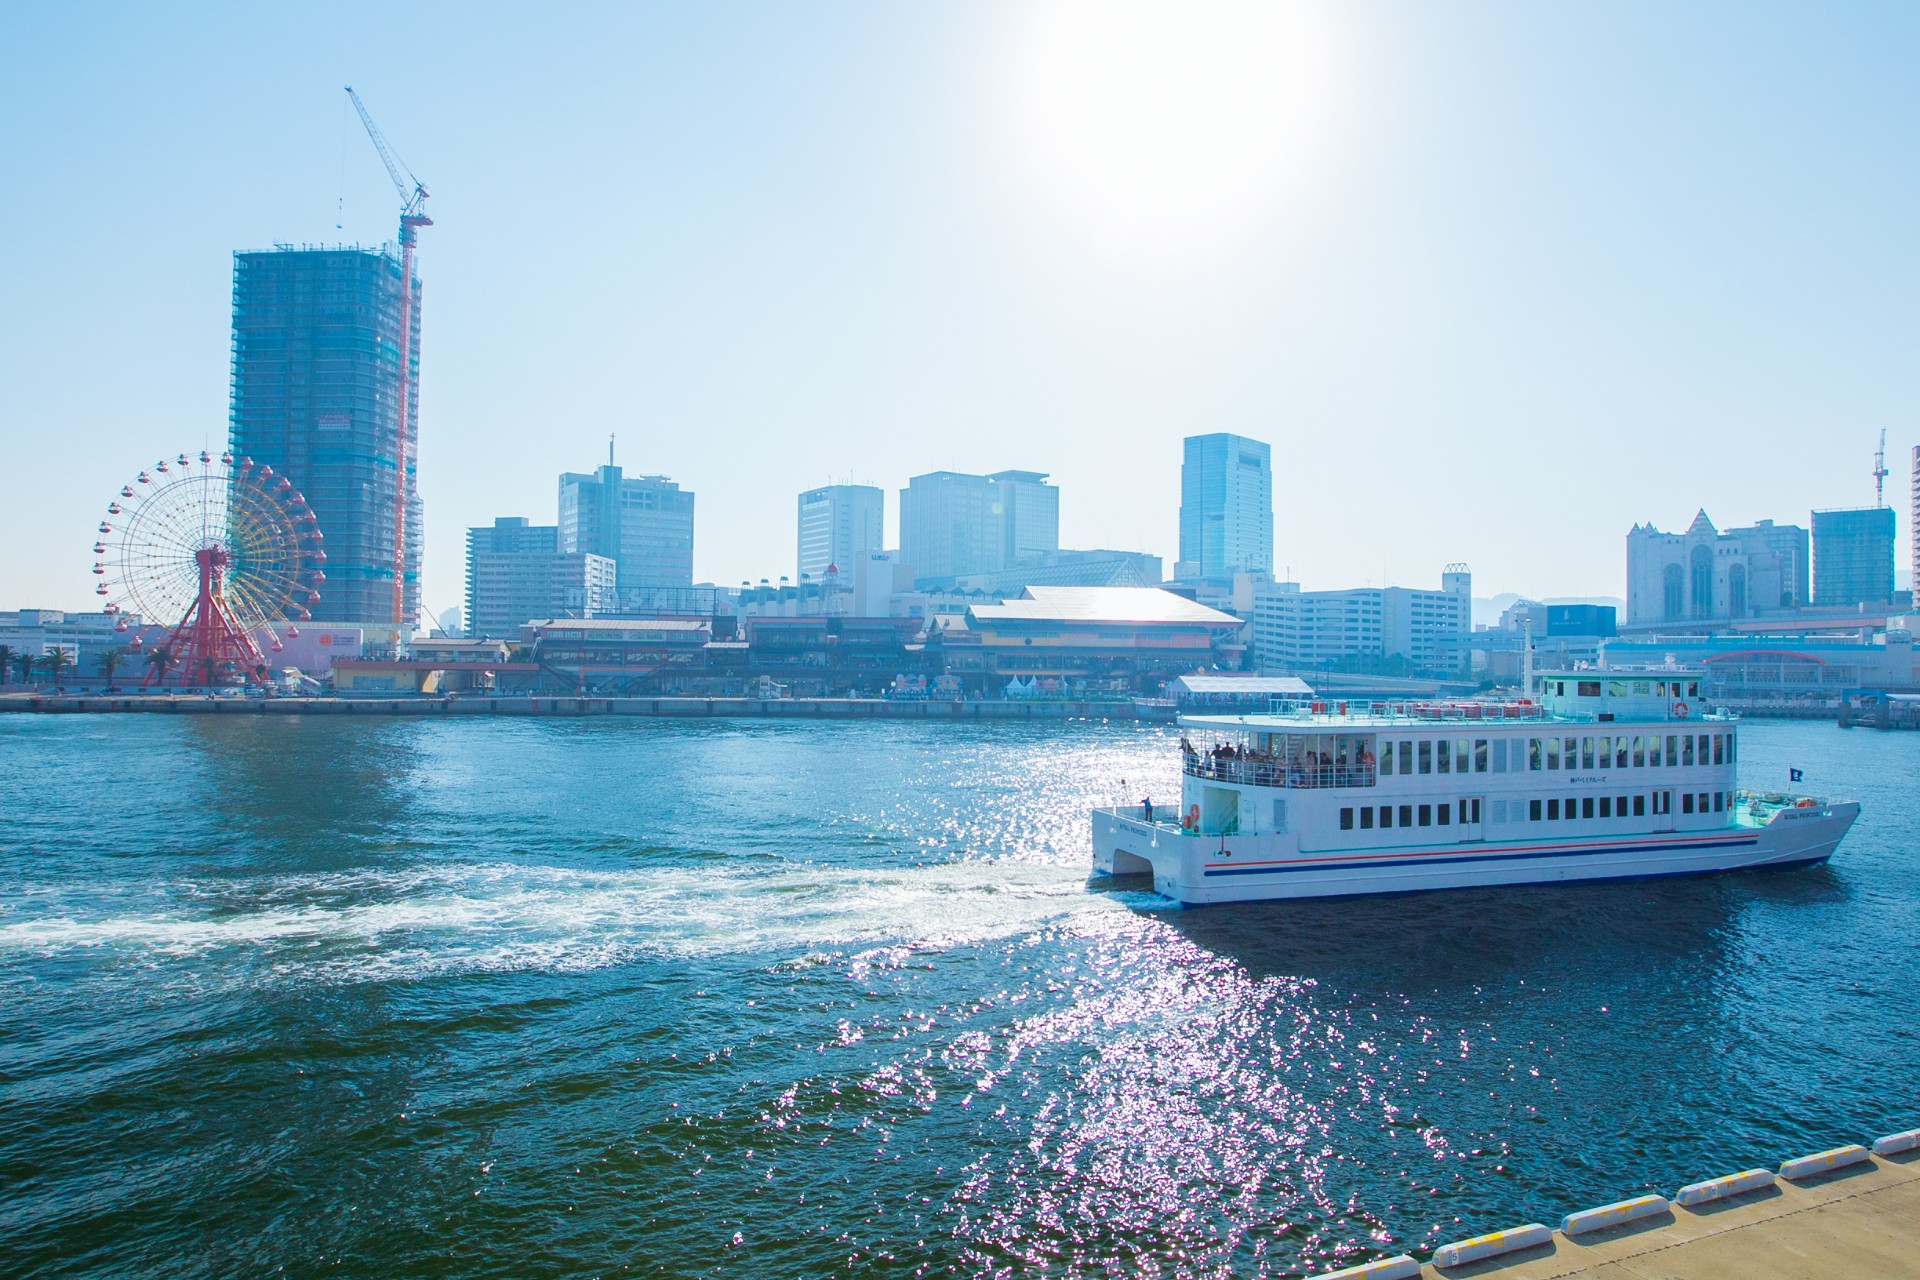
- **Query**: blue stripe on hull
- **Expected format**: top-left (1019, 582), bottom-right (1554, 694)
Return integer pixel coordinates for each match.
top-left (1201, 836), bottom-right (1760, 878)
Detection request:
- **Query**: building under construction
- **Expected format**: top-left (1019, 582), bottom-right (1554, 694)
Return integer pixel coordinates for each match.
top-left (229, 245), bottom-right (422, 630)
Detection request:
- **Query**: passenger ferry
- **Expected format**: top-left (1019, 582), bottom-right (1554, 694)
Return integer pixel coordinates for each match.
top-left (1092, 670), bottom-right (1857, 905)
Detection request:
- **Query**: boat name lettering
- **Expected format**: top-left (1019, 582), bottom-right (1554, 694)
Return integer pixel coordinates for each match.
top-left (1569, 775), bottom-right (1609, 783)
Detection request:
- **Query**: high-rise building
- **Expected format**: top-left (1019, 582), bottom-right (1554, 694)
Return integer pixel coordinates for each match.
top-left (1624, 512), bottom-right (1807, 625)
top-left (1179, 434), bottom-right (1273, 584)
top-left (797, 485), bottom-right (884, 584)
top-left (1812, 507), bottom-right (1896, 608)
top-left (230, 247), bottom-right (422, 628)
top-left (898, 470), bottom-right (1059, 586)
top-left (1251, 567), bottom-right (1471, 676)
top-left (465, 517), bottom-right (615, 638)
top-left (558, 465), bottom-right (695, 592)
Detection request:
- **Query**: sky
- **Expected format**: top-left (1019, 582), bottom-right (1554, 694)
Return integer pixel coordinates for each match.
top-left (2, 1), bottom-right (1916, 620)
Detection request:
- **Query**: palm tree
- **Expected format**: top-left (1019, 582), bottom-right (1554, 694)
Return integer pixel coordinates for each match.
top-left (39, 648), bottom-right (74, 690)
top-left (97, 646), bottom-right (129, 690)
top-left (143, 646), bottom-right (174, 686)
top-left (11, 652), bottom-right (32, 687)
top-left (0, 643), bottom-right (14, 687)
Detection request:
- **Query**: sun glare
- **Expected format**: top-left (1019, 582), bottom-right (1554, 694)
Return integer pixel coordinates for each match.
top-left (1010, 0), bottom-right (1337, 264)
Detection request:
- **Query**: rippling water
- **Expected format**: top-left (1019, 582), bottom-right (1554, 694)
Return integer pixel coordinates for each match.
top-left (0, 715), bottom-right (1915, 1278)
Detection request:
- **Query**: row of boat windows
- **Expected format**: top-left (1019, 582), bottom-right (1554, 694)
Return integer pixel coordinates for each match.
top-left (1378, 733), bottom-right (1733, 775)
top-left (1553, 679), bottom-right (1700, 699)
top-left (1338, 791), bottom-right (1729, 830)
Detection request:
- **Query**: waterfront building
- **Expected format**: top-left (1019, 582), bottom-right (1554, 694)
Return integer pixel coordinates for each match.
top-left (899, 470), bottom-right (1059, 586)
top-left (465, 517), bottom-right (616, 639)
top-left (1250, 568), bottom-right (1472, 678)
top-left (943, 586), bottom-right (1243, 696)
top-left (558, 465), bottom-right (695, 591)
top-left (797, 485), bottom-right (884, 585)
top-left (230, 246), bottom-right (422, 629)
top-left (1596, 628), bottom-right (1920, 702)
top-left (1625, 512), bottom-right (1808, 625)
top-left (1179, 433), bottom-right (1273, 585)
top-left (1812, 506), bottom-right (1896, 608)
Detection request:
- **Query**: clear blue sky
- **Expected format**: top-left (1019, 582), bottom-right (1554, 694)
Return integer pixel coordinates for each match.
top-left (2, 1), bottom-right (1915, 618)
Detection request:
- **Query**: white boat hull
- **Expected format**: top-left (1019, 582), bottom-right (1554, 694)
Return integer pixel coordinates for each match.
top-left (1090, 802), bottom-right (1858, 906)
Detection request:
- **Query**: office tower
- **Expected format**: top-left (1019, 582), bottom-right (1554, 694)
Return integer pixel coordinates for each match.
top-left (1812, 507), bottom-right (1896, 608)
top-left (899, 470), bottom-right (1059, 586)
top-left (1179, 434), bottom-right (1272, 584)
top-left (797, 485), bottom-right (884, 583)
top-left (558, 465), bottom-right (695, 591)
top-left (1624, 513), bottom-right (1808, 624)
top-left (230, 247), bottom-right (422, 628)
top-left (1251, 566), bottom-right (1471, 676)
top-left (465, 517), bottom-right (615, 638)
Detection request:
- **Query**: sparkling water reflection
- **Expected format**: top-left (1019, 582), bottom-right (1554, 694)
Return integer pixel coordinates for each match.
top-left (0, 715), bottom-right (1914, 1277)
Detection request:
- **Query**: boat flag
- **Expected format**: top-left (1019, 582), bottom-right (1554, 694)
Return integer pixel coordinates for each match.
top-left (1790, 768), bottom-right (1804, 782)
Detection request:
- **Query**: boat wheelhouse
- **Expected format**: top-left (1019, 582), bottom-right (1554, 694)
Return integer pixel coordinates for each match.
top-left (1092, 669), bottom-right (1857, 905)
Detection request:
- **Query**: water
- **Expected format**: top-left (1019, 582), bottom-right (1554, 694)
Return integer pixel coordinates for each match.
top-left (0, 715), bottom-right (1914, 1278)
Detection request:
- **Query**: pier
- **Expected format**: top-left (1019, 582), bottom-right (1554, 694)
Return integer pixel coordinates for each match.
top-left (0, 692), bottom-right (1142, 720)
top-left (1317, 1130), bottom-right (1920, 1280)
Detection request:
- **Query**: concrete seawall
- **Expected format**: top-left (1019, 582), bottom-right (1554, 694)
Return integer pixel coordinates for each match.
top-left (0, 693), bottom-right (1145, 720)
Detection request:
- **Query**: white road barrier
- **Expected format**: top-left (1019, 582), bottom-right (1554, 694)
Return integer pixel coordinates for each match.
top-left (1560, 1193), bottom-right (1669, 1236)
top-left (1778, 1145), bottom-right (1871, 1181)
top-left (1674, 1168), bottom-right (1774, 1206)
top-left (1432, 1223), bottom-right (1553, 1267)
top-left (1311, 1256), bottom-right (1421, 1280)
top-left (1871, 1128), bottom-right (1920, 1156)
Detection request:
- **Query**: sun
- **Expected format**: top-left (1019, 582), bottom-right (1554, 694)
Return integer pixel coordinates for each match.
top-left (1008, 0), bottom-right (1338, 264)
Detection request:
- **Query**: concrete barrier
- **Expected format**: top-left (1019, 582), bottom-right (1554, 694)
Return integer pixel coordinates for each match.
top-left (1560, 1193), bottom-right (1669, 1236)
top-left (1311, 1256), bottom-right (1420, 1280)
top-left (1674, 1168), bottom-right (1774, 1206)
top-left (1432, 1223), bottom-right (1552, 1267)
top-left (1871, 1127), bottom-right (1920, 1156)
top-left (1778, 1145), bottom-right (1871, 1181)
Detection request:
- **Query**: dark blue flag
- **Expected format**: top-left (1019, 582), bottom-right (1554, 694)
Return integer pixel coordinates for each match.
top-left (1790, 768), bottom-right (1804, 783)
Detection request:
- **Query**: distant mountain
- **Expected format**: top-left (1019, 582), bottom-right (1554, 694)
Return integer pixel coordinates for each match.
top-left (1473, 594), bottom-right (1626, 629)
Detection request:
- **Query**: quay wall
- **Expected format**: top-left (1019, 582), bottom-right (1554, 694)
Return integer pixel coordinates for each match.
top-left (0, 694), bottom-right (1143, 721)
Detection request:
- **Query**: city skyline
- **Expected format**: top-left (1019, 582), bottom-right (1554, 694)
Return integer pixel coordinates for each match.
top-left (2, 3), bottom-right (1916, 616)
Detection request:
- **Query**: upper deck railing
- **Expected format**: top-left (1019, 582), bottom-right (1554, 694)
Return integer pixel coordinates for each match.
top-left (1188, 699), bottom-right (1734, 727)
top-left (1184, 753), bottom-right (1376, 789)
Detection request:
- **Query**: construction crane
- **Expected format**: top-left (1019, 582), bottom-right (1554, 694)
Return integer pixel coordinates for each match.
top-left (1873, 428), bottom-right (1889, 507)
top-left (346, 85), bottom-right (432, 632)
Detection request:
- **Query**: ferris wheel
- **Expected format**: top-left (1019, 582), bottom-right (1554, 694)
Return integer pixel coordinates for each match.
top-left (92, 450), bottom-right (326, 685)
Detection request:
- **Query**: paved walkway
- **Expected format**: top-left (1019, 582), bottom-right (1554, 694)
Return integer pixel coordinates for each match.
top-left (1423, 1150), bottom-right (1920, 1279)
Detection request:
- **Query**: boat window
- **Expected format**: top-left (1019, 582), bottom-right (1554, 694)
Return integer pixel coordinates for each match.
top-left (1666, 735), bottom-right (1679, 765)
top-left (1380, 806), bottom-right (1393, 828)
top-left (1380, 740), bottom-right (1394, 775)
top-left (1581, 738), bottom-right (1595, 770)
top-left (1530, 799), bottom-right (1543, 821)
top-left (1546, 738), bottom-right (1560, 770)
top-left (1547, 798), bottom-right (1559, 820)
top-left (1714, 735), bottom-right (1724, 765)
top-left (1528, 738), bottom-right (1543, 770)
top-left (1632, 735), bottom-right (1645, 767)
top-left (1583, 797), bottom-right (1595, 818)
top-left (1555, 681), bottom-right (1566, 696)
top-left (1455, 740), bottom-right (1470, 773)
top-left (1648, 736), bottom-right (1662, 768)
top-left (1399, 804), bottom-right (1412, 827)
top-left (1689, 681), bottom-right (1700, 697)
top-left (1615, 739), bottom-right (1629, 768)
top-left (1608, 681), bottom-right (1630, 697)
top-left (1578, 681), bottom-right (1600, 697)
top-left (1418, 804), bottom-right (1432, 826)
top-left (1617, 794), bottom-right (1628, 815)
top-left (1564, 796), bottom-right (1577, 820)
top-left (1359, 807), bottom-right (1374, 829)
top-left (1437, 803), bottom-right (1451, 825)
top-left (1399, 741), bottom-right (1413, 774)
top-left (1682, 793), bottom-right (1694, 814)
top-left (1562, 737), bottom-right (1577, 769)
top-left (1683, 736), bottom-right (1695, 766)
top-left (1467, 798), bottom-right (1481, 823)
top-left (1600, 796), bottom-right (1612, 817)
top-left (1474, 739), bottom-right (1488, 772)
top-left (1696, 733), bottom-right (1708, 764)
top-left (1714, 792), bottom-right (1724, 812)
top-left (1418, 741), bottom-right (1432, 774)
top-left (1634, 681), bottom-right (1650, 695)
top-left (1341, 807), bottom-right (1354, 830)
top-left (1634, 794), bottom-right (1646, 816)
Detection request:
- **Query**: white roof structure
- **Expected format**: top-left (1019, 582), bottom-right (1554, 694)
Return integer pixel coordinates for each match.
top-left (1172, 675), bottom-right (1313, 697)
top-left (968, 586), bottom-right (1240, 627)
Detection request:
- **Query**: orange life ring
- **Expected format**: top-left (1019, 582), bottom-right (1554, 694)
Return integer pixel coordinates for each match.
top-left (1672, 701), bottom-right (1690, 719)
